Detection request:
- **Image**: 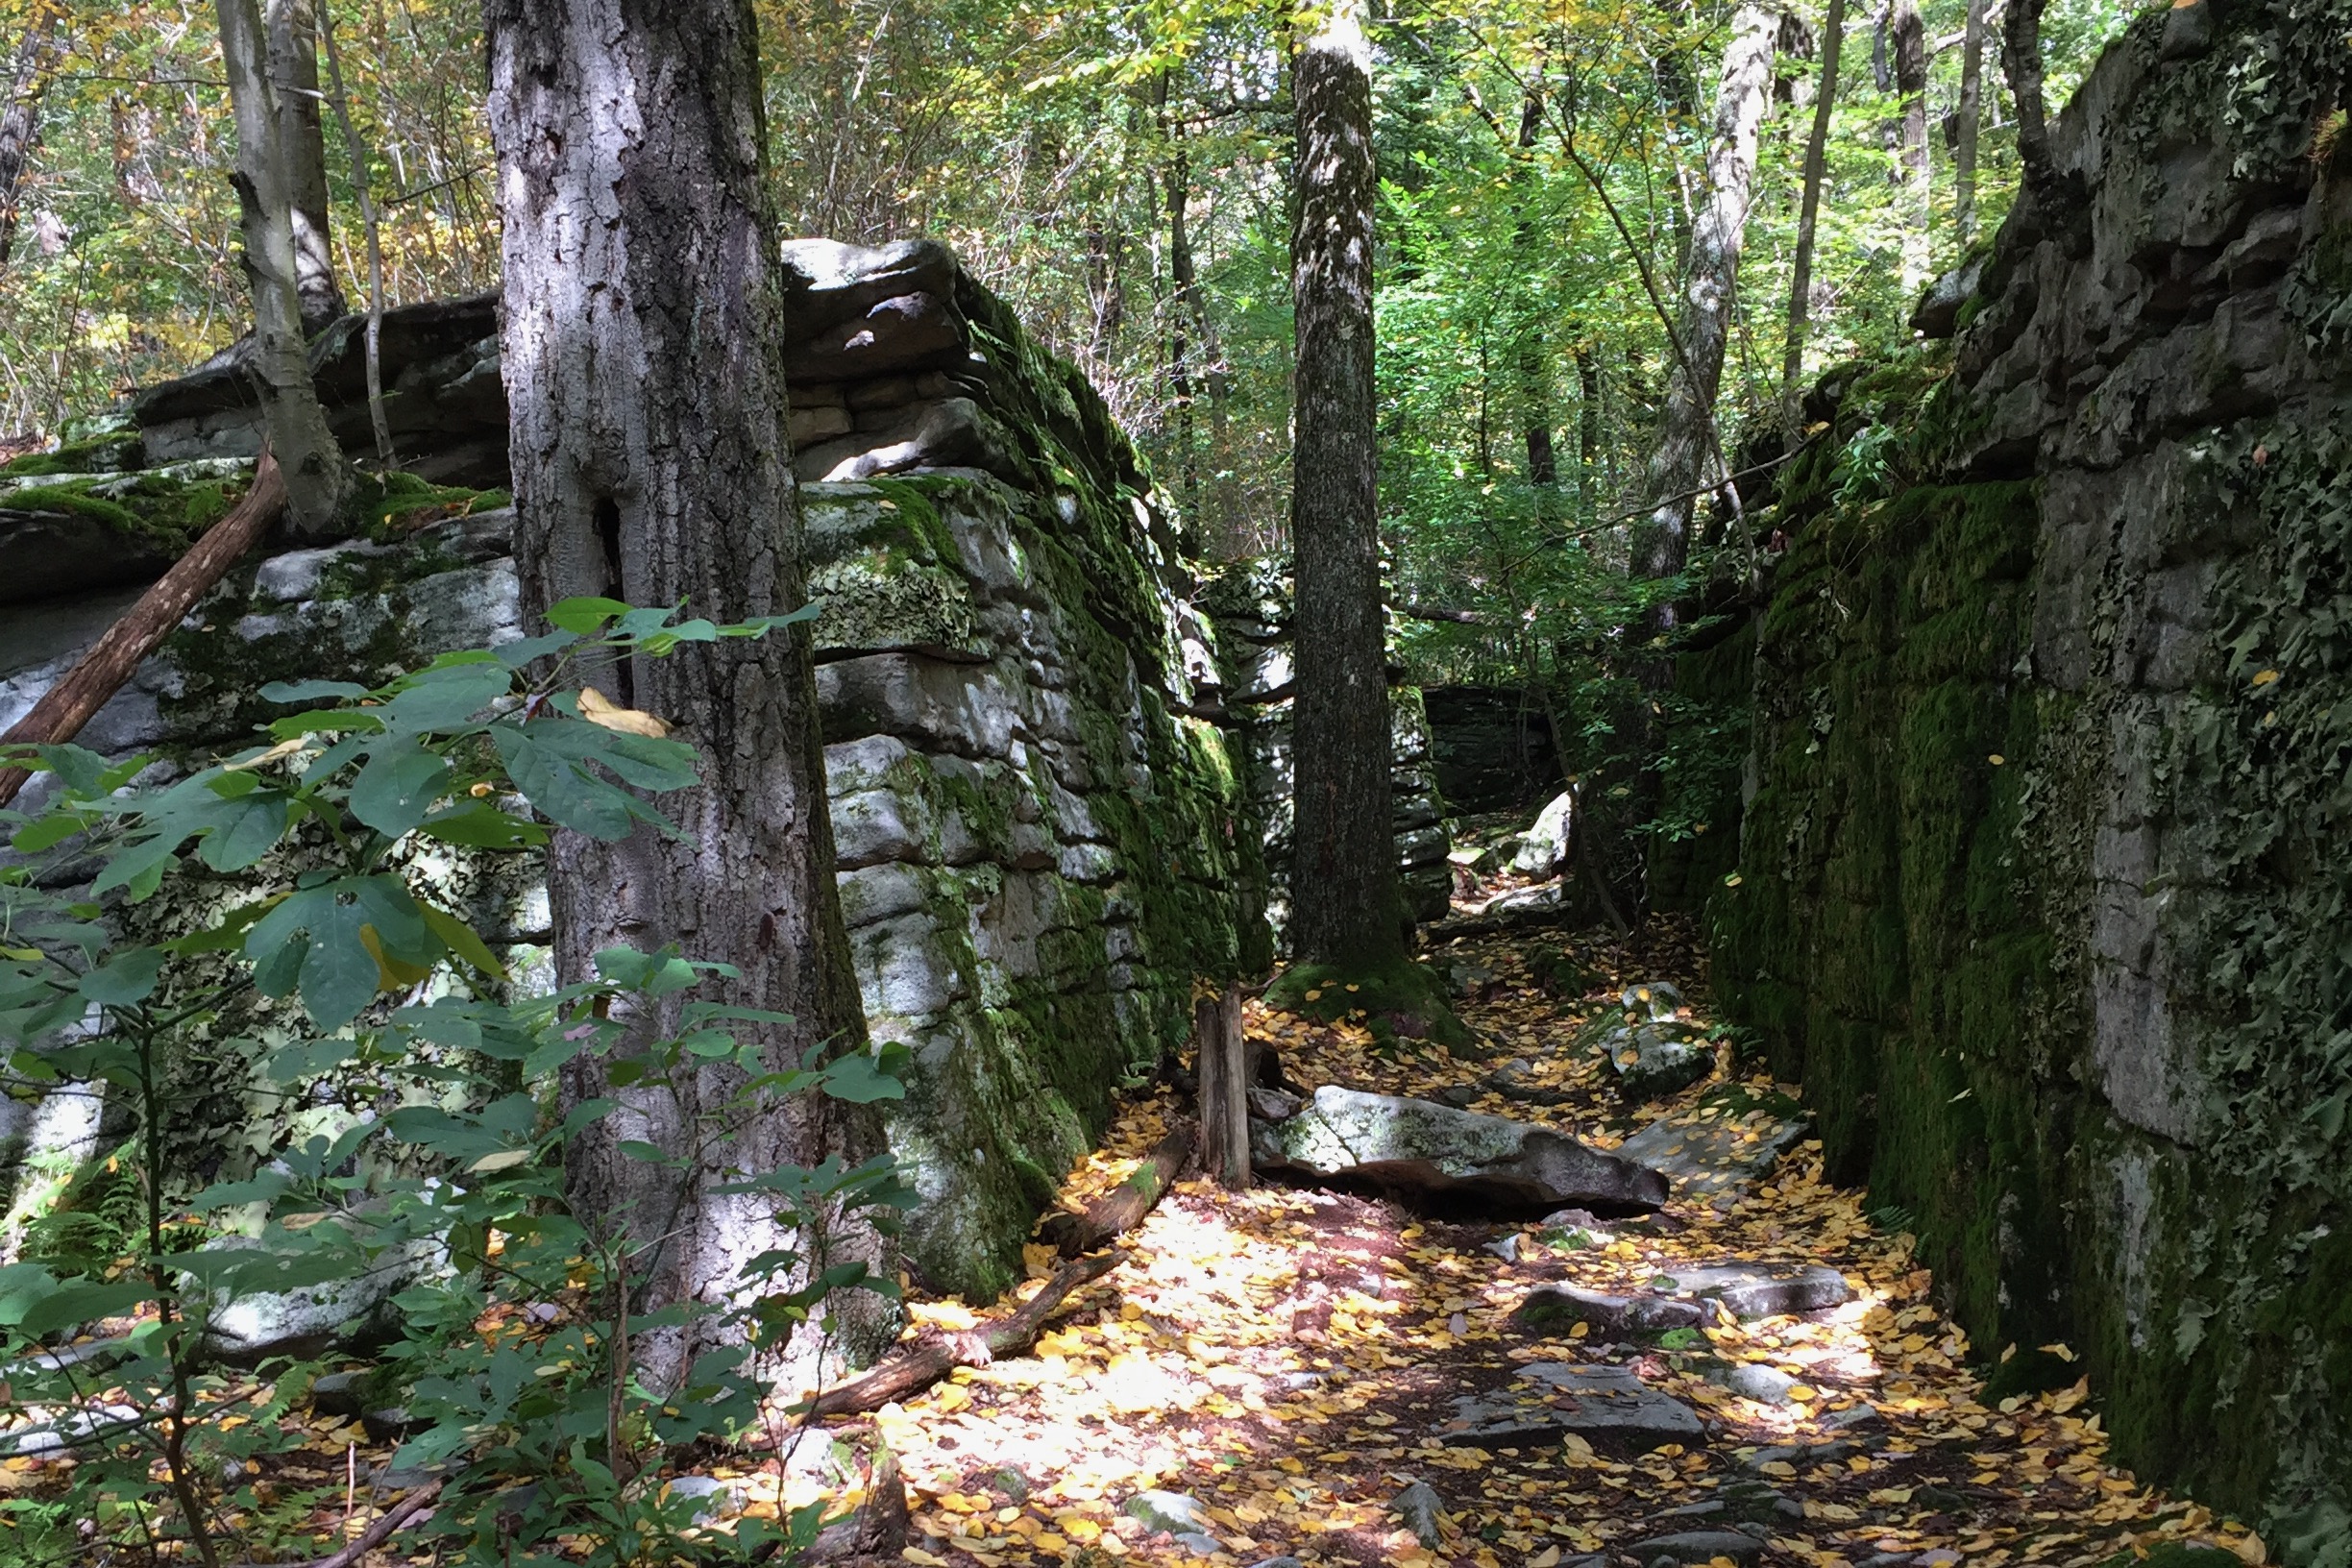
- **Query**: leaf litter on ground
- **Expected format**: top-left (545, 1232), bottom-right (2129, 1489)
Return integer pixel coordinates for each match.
top-left (0, 914), bottom-right (2275, 1568)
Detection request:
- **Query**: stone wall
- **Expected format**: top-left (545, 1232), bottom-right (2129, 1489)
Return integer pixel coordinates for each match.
top-left (1, 240), bottom-right (1262, 1301)
top-left (1706, 0), bottom-right (2351, 1550)
top-left (1195, 556), bottom-right (1453, 935)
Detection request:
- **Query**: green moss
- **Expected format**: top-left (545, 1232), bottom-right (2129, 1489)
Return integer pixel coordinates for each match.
top-left (1264, 957), bottom-right (1478, 1056)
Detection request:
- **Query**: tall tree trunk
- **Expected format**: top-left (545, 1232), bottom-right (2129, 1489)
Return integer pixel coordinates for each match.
top-left (2002, 0), bottom-right (2053, 196)
top-left (0, 7), bottom-right (61, 275)
top-left (484, 0), bottom-right (884, 1396)
top-left (1288, 0), bottom-right (1402, 968)
top-left (1512, 90), bottom-right (1557, 498)
top-left (1164, 138), bottom-right (1200, 528)
top-left (1953, 0), bottom-right (1986, 241)
top-left (264, 0), bottom-right (344, 334)
top-left (1781, 0), bottom-right (1846, 436)
top-left (317, 3), bottom-right (393, 466)
top-left (1577, 345), bottom-right (1601, 527)
top-left (217, 0), bottom-right (348, 533)
top-left (1890, 0), bottom-right (1928, 290)
top-left (1635, 3), bottom-right (1776, 599)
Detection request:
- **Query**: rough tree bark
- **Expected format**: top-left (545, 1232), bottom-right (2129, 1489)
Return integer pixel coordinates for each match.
top-left (217, 0), bottom-right (348, 533)
top-left (0, 6), bottom-right (62, 275)
top-left (483, 0), bottom-right (886, 1396)
top-left (2002, 0), bottom-right (2054, 196)
top-left (1890, 0), bottom-right (1929, 290)
top-left (1953, 0), bottom-right (1986, 241)
top-left (264, 0), bottom-right (344, 335)
top-left (1632, 4), bottom-right (1776, 603)
top-left (1781, 0), bottom-right (1847, 436)
top-left (1288, 0), bottom-right (1404, 968)
top-left (1576, 346), bottom-right (1601, 527)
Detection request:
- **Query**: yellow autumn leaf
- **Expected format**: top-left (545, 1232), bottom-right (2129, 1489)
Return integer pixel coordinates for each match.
top-left (579, 686), bottom-right (672, 738)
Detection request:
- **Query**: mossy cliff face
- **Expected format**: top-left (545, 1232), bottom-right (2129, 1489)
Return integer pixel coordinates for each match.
top-left (1, 242), bottom-right (1265, 1305)
top-left (1707, 1), bottom-right (2352, 1550)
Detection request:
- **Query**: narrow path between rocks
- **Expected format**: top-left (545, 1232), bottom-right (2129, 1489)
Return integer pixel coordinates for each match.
top-left (782, 918), bottom-right (2266, 1568)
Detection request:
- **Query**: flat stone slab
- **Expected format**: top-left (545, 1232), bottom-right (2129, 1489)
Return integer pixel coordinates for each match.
top-left (1437, 1361), bottom-right (1703, 1452)
top-left (1514, 1262), bottom-right (1850, 1341)
top-left (1253, 1086), bottom-right (1668, 1217)
top-left (1651, 1262), bottom-right (1850, 1318)
top-left (1617, 1090), bottom-right (1813, 1198)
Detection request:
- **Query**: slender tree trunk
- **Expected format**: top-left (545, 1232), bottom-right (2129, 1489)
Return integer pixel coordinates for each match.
top-left (1635, 3), bottom-right (1776, 598)
top-left (264, 0), bottom-right (344, 334)
top-left (317, 4), bottom-right (393, 467)
top-left (2003, 0), bottom-right (2054, 196)
top-left (1288, 0), bottom-right (1403, 968)
top-left (1954, 0), bottom-right (1986, 242)
top-left (0, 8), bottom-right (61, 275)
top-left (1577, 345), bottom-right (1601, 527)
top-left (1164, 138), bottom-right (1200, 527)
top-left (1781, 0), bottom-right (1846, 436)
top-left (1891, 0), bottom-right (1929, 290)
top-left (484, 0), bottom-right (884, 1396)
top-left (217, 0), bottom-right (348, 533)
top-left (1512, 90), bottom-right (1557, 499)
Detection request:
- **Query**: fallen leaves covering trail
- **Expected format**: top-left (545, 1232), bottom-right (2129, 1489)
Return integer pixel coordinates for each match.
top-left (844, 919), bottom-right (2267, 1568)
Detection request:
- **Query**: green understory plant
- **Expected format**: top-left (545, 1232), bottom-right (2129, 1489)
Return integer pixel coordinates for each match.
top-left (0, 598), bottom-right (909, 1567)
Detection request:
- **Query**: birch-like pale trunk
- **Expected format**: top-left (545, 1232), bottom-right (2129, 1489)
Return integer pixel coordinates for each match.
top-left (263, 0), bottom-right (342, 334)
top-left (217, 0), bottom-right (347, 533)
top-left (1633, 3), bottom-right (1777, 600)
top-left (483, 0), bottom-right (886, 1397)
top-left (0, 7), bottom-right (62, 275)
top-left (1288, 0), bottom-right (1404, 966)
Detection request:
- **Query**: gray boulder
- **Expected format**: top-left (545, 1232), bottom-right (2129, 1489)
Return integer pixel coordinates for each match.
top-left (1251, 1086), bottom-right (1668, 1215)
top-left (1124, 1490), bottom-right (1214, 1537)
top-left (1389, 1481), bottom-right (1444, 1548)
top-left (1510, 792), bottom-right (1575, 874)
top-left (1579, 984), bottom-right (1714, 1101)
top-left (1438, 1361), bottom-right (1703, 1453)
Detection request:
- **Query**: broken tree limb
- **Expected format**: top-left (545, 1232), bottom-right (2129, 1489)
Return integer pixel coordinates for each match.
top-left (1197, 991), bottom-right (1250, 1189)
top-left (1041, 1116), bottom-right (1197, 1258)
top-left (0, 450), bottom-right (287, 809)
top-left (807, 1251), bottom-right (1120, 1417)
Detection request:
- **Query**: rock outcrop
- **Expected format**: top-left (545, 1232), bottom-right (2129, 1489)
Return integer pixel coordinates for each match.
top-left (1706, 2), bottom-right (2352, 1546)
top-left (1, 240), bottom-right (1264, 1300)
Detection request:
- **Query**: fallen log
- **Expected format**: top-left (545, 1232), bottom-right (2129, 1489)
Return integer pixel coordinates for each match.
top-left (807, 1250), bottom-right (1120, 1417)
top-left (1040, 1116), bottom-right (1197, 1258)
top-left (0, 450), bottom-right (287, 809)
top-left (801, 1442), bottom-right (910, 1563)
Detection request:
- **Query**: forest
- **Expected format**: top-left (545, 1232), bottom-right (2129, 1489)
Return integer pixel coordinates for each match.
top-left (0, 0), bottom-right (2347, 1566)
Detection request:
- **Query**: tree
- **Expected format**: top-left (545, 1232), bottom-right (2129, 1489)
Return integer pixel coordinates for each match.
top-left (1633, 5), bottom-right (1776, 603)
top-left (1287, 0), bottom-right (1403, 969)
top-left (0, 3), bottom-right (62, 275)
top-left (1782, 0), bottom-right (1848, 434)
top-left (1888, 0), bottom-right (1928, 289)
top-left (1953, 0), bottom-right (1987, 241)
top-left (483, 0), bottom-right (885, 1395)
top-left (216, 0), bottom-right (348, 532)
top-left (2002, 0), bottom-right (2054, 196)
top-left (264, 0), bottom-right (344, 334)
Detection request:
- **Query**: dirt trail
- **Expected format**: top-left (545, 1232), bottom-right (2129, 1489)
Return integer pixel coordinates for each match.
top-left (794, 919), bottom-right (2267, 1568)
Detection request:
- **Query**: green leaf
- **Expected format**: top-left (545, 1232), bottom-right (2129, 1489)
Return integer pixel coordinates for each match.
top-left (415, 800), bottom-right (545, 849)
top-left (546, 596), bottom-right (633, 633)
top-left (16, 1278), bottom-right (158, 1335)
top-left (349, 739), bottom-right (452, 839)
top-left (259, 678), bottom-right (372, 704)
top-left (821, 1051), bottom-right (907, 1104)
top-left (422, 904), bottom-right (508, 979)
top-left (79, 947), bottom-right (163, 1008)
top-left (196, 790), bottom-right (293, 870)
